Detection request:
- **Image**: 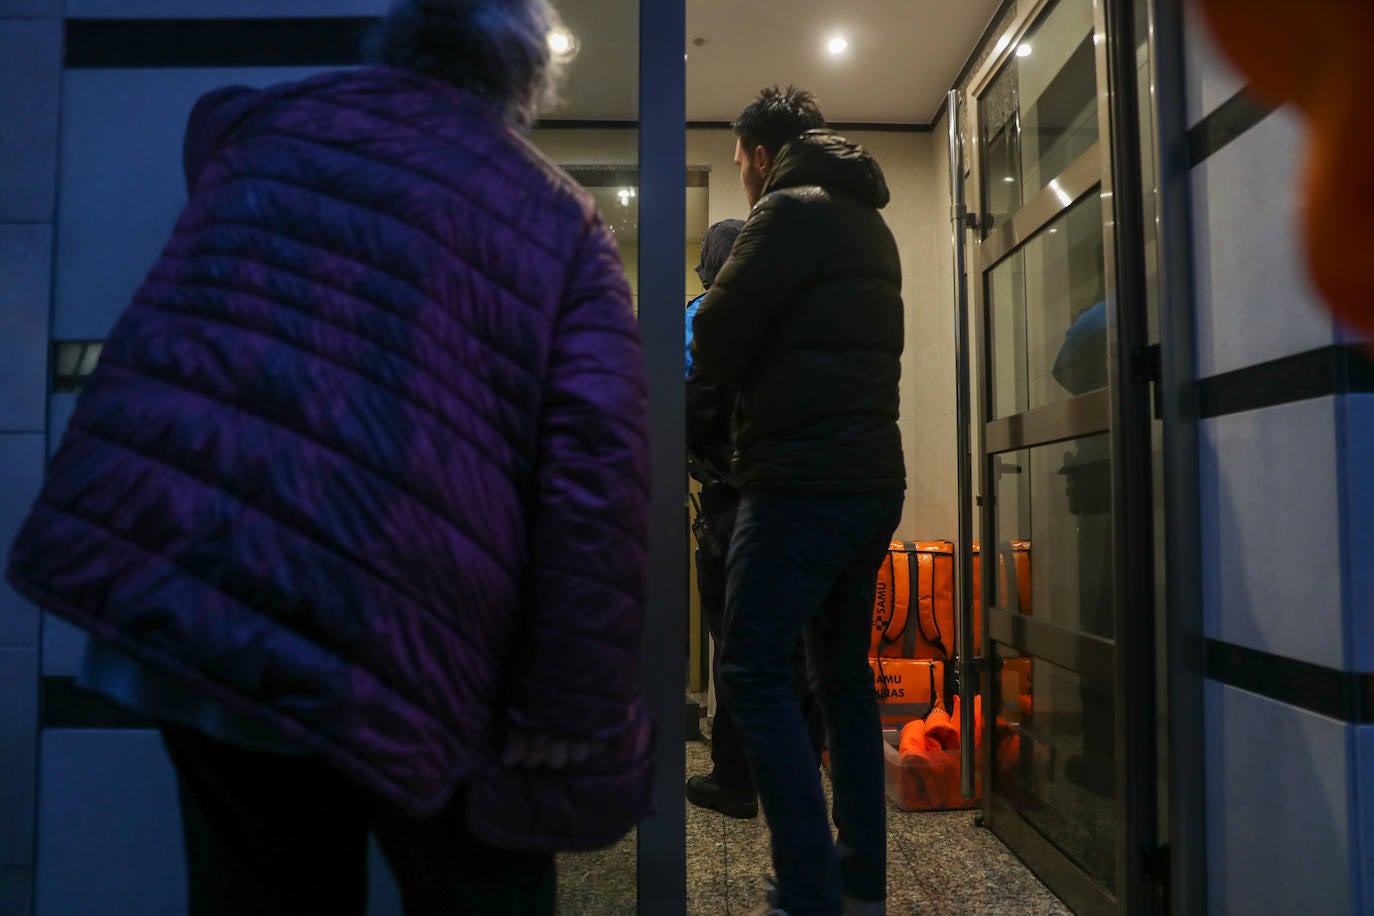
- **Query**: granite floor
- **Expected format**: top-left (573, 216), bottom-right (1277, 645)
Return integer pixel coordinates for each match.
top-left (555, 740), bottom-right (1072, 915)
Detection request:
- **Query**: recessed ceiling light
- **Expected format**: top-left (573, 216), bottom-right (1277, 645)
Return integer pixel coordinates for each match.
top-left (827, 35), bottom-right (849, 56)
top-left (1002, 176), bottom-right (1016, 183)
top-left (1016, 43), bottom-right (1033, 58)
top-left (993, 35), bottom-right (1011, 55)
top-left (548, 28), bottom-right (576, 58)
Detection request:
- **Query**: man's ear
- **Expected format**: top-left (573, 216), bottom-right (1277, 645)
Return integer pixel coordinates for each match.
top-left (753, 145), bottom-right (773, 176)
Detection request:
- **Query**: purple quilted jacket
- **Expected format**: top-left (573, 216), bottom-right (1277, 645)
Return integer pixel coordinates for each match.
top-left (6, 67), bottom-right (654, 850)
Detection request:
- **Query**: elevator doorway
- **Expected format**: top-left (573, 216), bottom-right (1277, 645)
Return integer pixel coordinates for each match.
top-left (959, 0), bottom-right (1166, 911)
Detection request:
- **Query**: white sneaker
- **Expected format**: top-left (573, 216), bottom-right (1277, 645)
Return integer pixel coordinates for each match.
top-left (746, 874), bottom-right (787, 915)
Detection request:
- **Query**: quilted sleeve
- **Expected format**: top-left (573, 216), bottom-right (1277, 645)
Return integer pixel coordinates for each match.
top-left (690, 192), bottom-right (820, 384)
top-left (182, 85), bottom-right (259, 192)
top-left (505, 220), bottom-right (652, 741)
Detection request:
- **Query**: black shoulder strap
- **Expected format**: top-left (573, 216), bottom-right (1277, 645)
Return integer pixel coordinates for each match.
top-left (901, 544), bottom-right (921, 658)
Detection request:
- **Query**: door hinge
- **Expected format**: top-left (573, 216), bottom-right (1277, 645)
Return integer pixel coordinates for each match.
top-left (1131, 343), bottom-right (1163, 420)
top-left (1142, 843), bottom-right (1171, 885)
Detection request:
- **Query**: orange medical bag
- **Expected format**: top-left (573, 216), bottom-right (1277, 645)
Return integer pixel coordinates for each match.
top-left (971, 540), bottom-right (1032, 649)
top-left (871, 541), bottom-right (955, 660)
top-left (869, 657), bottom-right (944, 727)
top-left (872, 540), bottom-right (1032, 660)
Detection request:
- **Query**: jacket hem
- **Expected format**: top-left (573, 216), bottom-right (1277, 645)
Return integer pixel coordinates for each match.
top-left (5, 567), bottom-right (462, 820)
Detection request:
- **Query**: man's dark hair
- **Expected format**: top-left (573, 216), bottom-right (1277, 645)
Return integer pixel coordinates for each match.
top-left (732, 86), bottom-right (827, 161)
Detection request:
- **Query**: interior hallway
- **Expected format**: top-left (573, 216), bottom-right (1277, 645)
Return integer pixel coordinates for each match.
top-left (555, 741), bottom-right (1069, 914)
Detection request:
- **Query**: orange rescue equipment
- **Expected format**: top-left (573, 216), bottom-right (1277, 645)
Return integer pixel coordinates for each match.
top-left (1198, 0), bottom-right (1374, 340)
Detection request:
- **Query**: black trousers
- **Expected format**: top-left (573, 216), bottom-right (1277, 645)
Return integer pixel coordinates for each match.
top-left (696, 485), bottom-right (824, 790)
top-left (159, 724), bottom-right (556, 916)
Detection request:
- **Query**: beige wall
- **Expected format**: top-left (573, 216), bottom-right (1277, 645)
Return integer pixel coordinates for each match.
top-left (896, 119), bottom-right (956, 544)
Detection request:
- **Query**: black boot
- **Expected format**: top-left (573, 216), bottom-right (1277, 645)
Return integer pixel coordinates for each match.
top-left (685, 773), bottom-right (758, 819)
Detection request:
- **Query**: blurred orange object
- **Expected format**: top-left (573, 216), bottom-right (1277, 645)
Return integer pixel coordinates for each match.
top-left (884, 739), bottom-right (977, 811)
top-left (898, 719), bottom-right (929, 756)
top-left (1197, 0), bottom-right (1374, 340)
top-left (924, 706), bottom-right (960, 751)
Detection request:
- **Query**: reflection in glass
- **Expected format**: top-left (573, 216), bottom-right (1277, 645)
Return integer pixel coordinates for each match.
top-left (987, 192), bottom-right (1106, 420)
top-left (993, 434), bottom-right (1113, 640)
top-left (980, 0), bottom-right (1099, 227)
top-left (993, 651), bottom-right (1116, 891)
top-left (1133, 0), bottom-right (1170, 844)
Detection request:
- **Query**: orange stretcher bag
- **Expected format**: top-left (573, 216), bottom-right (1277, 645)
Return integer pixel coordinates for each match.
top-left (869, 657), bottom-right (944, 727)
top-left (971, 540), bottom-right (1032, 649)
top-left (872, 540), bottom-right (1032, 660)
top-left (871, 541), bottom-right (955, 660)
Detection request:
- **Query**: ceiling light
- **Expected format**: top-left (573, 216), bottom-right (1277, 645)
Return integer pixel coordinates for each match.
top-left (1002, 176), bottom-right (1016, 183)
top-left (993, 35), bottom-right (1011, 56)
top-left (1016, 43), bottom-right (1033, 58)
top-left (827, 35), bottom-right (849, 55)
top-left (547, 28), bottom-right (576, 58)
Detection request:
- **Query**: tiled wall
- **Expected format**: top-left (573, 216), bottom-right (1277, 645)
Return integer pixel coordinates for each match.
top-left (0, 4), bottom-right (61, 913)
top-left (902, 118), bottom-right (960, 543)
top-left (1184, 7), bottom-right (1374, 914)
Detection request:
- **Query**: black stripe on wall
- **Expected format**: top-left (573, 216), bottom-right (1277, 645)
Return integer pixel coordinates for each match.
top-left (43, 677), bottom-right (154, 729)
top-left (66, 17), bottom-right (375, 69)
top-left (1206, 640), bottom-right (1374, 724)
top-left (1198, 344), bottom-right (1374, 419)
top-left (1187, 88), bottom-right (1277, 167)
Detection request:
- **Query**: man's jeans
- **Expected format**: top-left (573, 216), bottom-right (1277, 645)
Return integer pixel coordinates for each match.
top-left (720, 490), bottom-right (903, 915)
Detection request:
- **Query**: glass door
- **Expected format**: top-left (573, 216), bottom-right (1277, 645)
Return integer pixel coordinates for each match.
top-left (965, 0), bottom-right (1160, 911)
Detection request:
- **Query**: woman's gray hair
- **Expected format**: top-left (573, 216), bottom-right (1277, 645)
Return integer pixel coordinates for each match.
top-left (369, 0), bottom-right (572, 129)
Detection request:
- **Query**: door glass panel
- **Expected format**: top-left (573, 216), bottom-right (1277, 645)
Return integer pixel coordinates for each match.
top-left (993, 434), bottom-right (1114, 640)
top-left (987, 193), bottom-right (1106, 420)
top-left (980, 0), bottom-right (1099, 227)
top-left (993, 649), bottom-right (1117, 891)
top-left (1133, 0), bottom-right (1170, 845)
top-left (528, 0), bottom-right (640, 905)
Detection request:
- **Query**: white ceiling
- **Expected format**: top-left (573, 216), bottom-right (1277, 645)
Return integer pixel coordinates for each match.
top-left (550, 0), bottom-right (1004, 124)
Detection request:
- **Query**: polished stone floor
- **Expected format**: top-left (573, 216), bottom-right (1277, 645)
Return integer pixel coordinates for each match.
top-left (555, 740), bottom-right (1071, 914)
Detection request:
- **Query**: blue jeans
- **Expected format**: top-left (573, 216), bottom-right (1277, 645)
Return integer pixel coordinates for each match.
top-left (720, 490), bottom-right (903, 915)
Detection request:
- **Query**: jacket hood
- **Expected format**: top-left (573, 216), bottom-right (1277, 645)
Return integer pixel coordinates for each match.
top-left (762, 130), bottom-right (891, 209)
top-left (696, 219), bottom-right (745, 289)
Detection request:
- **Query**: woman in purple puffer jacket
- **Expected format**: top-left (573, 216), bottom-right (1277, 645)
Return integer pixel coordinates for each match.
top-left (5, 1), bottom-right (653, 912)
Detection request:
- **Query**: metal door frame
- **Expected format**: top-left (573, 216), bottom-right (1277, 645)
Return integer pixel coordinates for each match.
top-left (636, 0), bottom-right (688, 912)
top-left (964, 0), bottom-right (1161, 910)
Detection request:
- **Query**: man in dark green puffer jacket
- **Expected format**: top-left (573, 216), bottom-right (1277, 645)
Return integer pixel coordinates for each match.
top-left (691, 86), bottom-right (906, 916)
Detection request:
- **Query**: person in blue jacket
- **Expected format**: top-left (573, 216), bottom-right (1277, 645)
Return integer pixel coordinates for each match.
top-left (1052, 300), bottom-right (1115, 798)
top-left (685, 219), bottom-right (823, 821)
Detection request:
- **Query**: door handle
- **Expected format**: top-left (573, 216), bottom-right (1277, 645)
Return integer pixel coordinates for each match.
top-left (947, 88), bottom-right (984, 801)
